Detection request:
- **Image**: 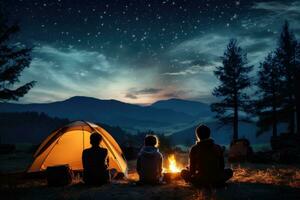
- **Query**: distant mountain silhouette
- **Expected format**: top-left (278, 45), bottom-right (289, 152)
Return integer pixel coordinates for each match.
top-left (0, 96), bottom-right (200, 130)
top-left (151, 98), bottom-right (212, 117)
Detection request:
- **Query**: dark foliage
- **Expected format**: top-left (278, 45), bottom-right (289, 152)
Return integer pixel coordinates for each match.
top-left (0, 12), bottom-right (35, 102)
top-left (0, 112), bottom-right (69, 144)
top-left (255, 21), bottom-right (300, 136)
top-left (296, 43), bottom-right (300, 134)
top-left (211, 39), bottom-right (253, 140)
top-left (256, 52), bottom-right (285, 137)
top-left (275, 21), bottom-right (298, 134)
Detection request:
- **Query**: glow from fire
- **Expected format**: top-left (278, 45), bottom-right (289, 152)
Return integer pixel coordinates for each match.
top-left (167, 154), bottom-right (181, 173)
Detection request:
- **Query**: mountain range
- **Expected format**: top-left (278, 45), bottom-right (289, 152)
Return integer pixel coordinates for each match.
top-left (0, 96), bottom-right (211, 133)
top-left (0, 96), bottom-right (277, 145)
top-left (151, 98), bottom-right (212, 117)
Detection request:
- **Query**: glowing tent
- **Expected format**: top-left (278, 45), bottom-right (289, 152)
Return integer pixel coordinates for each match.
top-left (28, 121), bottom-right (127, 176)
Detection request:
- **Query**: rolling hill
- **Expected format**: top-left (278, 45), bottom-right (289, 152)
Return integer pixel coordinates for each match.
top-left (151, 98), bottom-right (212, 117)
top-left (0, 96), bottom-right (202, 131)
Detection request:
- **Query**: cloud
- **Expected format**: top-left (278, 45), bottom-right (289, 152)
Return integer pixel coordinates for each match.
top-left (169, 34), bottom-right (229, 60)
top-left (250, 0), bottom-right (300, 34)
top-left (163, 33), bottom-right (230, 79)
top-left (33, 45), bottom-right (115, 75)
top-left (252, 1), bottom-right (300, 15)
top-left (125, 87), bottom-right (163, 99)
top-left (163, 64), bottom-right (216, 76)
top-left (19, 45), bottom-right (171, 104)
top-left (19, 45), bottom-right (125, 103)
top-left (125, 93), bottom-right (138, 99)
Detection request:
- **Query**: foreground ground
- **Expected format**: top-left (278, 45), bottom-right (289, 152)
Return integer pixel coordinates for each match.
top-left (1, 153), bottom-right (300, 200)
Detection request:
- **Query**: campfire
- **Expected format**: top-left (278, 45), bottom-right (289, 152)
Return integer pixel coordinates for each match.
top-left (164, 154), bottom-right (181, 173)
top-left (163, 154), bottom-right (183, 182)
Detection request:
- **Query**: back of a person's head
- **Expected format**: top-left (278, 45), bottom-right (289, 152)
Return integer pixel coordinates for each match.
top-left (90, 132), bottom-right (102, 146)
top-left (144, 134), bottom-right (158, 147)
top-left (195, 124), bottom-right (211, 141)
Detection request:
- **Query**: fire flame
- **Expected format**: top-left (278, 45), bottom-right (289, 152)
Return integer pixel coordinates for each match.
top-left (167, 154), bottom-right (181, 173)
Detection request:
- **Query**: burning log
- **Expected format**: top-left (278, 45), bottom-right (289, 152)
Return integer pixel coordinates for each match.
top-left (162, 154), bottom-right (182, 183)
top-left (163, 172), bottom-right (181, 183)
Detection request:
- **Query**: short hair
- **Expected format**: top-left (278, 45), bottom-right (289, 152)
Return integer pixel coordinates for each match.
top-left (90, 132), bottom-right (102, 146)
top-left (144, 135), bottom-right (158, 147)
top-left (195, 124), bottom-right (211, 140)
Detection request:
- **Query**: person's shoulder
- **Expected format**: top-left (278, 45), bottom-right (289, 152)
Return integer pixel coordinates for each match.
top-left (213, 143), bottom-right (223, 155)
top-left (82, 148), bottom-right (92, 155)
top-left (189, 144), bottom-right (199, 156)
top-left (99, 147), bottom-right (108, 154)
top-left (157, 151), bottom-right (163, 158)
top-left (190, 143), bottom-right (198, 152)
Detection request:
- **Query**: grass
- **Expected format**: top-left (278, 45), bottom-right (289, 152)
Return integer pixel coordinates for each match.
top-left (1, 153), bottom-right (300, 199)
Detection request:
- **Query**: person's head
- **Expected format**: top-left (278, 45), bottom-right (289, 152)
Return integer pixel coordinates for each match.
top-left (195, 124), bottom-right (211, 141)
top-left (90, 132), bottom-right (102, 147)
top-left (144, 134), bottom-right (159, 147)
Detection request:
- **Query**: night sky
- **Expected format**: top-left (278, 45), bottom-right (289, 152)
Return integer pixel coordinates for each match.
top-left (2, 0), bottom-right (300, 104)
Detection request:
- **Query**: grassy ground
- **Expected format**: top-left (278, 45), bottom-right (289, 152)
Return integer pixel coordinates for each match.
top-left (1, 153), bottom-right (300, 200)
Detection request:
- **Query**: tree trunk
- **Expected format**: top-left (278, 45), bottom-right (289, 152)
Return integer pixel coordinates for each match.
top-left (271, 76), bottom-right (278, 137)
top-left (288, 94), bottom-right (295, 134)
top-left (295, 71), bottom-right (300, 134)
top-left (233, 95), bottom-right (239, 141)
top-left (296, 103), bottom-right (300, 134)
top-left (272, 104), bottom-right (278, 137)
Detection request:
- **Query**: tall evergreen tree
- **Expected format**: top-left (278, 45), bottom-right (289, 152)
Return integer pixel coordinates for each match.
top-left (0, 13), bottom-right (35, 102)
top-left (211, 39), bottom-right (253, 141)
top-left (295, 43), bottom-right (300, 134)
top-left (275, 21), bottom-right (297, 134)
top-left (256, 52), bottom-right (284, 137)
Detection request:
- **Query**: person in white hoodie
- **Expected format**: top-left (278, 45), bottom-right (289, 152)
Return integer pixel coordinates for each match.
top-left (136, 135), bottom-right (163, 184)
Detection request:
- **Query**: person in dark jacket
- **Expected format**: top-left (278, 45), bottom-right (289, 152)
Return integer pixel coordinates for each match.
top-left (136, 135), bottom-right (163, 184)
top-left (82, 132), bottom-right (110, 185)
top-left (181, 125), bottom-right (233, 186)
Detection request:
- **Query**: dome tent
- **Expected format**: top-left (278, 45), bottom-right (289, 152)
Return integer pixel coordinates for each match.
top-left (28, 121), bottom-right (127, 176)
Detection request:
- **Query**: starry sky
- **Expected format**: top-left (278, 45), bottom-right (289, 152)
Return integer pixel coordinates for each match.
top-left (2, 0), bottom-right (300, 104)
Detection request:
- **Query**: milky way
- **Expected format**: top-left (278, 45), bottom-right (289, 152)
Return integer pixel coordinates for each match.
top-left (2, 0), bottom-right (300, 104)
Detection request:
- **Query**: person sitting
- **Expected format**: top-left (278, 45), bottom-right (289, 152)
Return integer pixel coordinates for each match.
top-left (82, 132), bottom-right (110, 185)
top-left (136, 134), bottom-right (163, 184)
top-left (181, 125), bottom-right (233, 187)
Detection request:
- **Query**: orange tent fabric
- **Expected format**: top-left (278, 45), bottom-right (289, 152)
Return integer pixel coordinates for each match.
top-left (28, 121), bottom-right (127, 176)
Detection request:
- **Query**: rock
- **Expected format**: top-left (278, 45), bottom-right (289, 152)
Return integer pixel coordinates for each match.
top-left (228, 139), bottom-right (253, 163)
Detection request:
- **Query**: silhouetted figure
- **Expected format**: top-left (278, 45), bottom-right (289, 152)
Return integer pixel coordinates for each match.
top-left (137, 135), bottom-right (163, 184)
top-left (181, 125), bottom-right (233, 187)
top-left (82, 132), bottom-right (110, 185)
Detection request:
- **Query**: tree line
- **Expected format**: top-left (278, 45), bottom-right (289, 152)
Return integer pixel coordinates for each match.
top-left (211, 21), bottom-right (300, 141)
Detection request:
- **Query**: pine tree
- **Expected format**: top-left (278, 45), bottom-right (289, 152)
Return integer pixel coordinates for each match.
top-left (256, 52), bottom-right (284, 137)
top-left (0, 13), bottom-right (35, 102)
top-left (211, 39), bottom-right (253, 141)
top-left (295, 43), bottom-right (300, 134)
top-left (275, 21), bottom-right (297, 134)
